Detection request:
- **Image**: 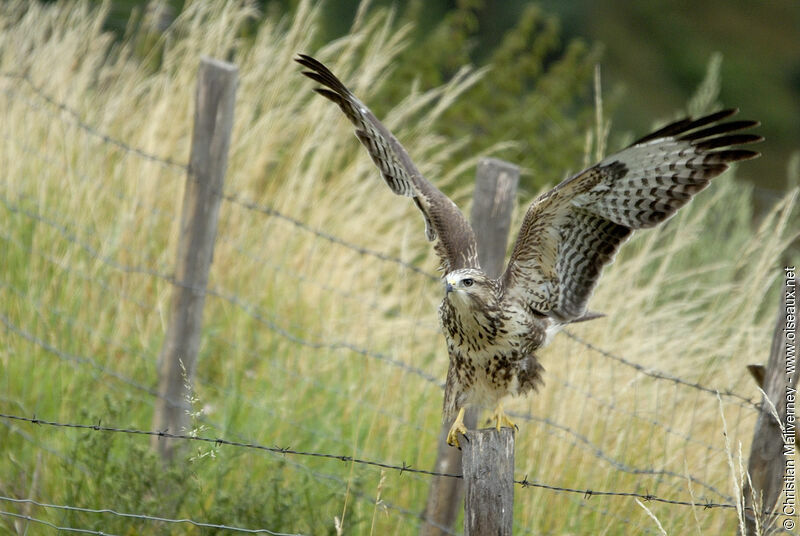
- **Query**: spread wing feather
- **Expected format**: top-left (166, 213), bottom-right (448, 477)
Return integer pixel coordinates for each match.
top-left (296, 54), bottom-right (479, 273)
top-left (502, 109), bottom-right (761, 321)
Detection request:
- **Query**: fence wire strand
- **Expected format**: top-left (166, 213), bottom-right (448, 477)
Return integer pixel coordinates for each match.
top-left (1, 273), bottom-right (736, 500)
top-left (0, 496), bottom-right (304, 535)
top-left (1, 71), bottom-right (439, 281)
top-left (1, 72), bottom-right (187, 171)
top-left (0, 510), bottom-right (121, 536)
top-left (562, 330), bottom-right (760, 410)
top-left (1, 61), bottom-right (782, 534)
top-left (1, 191), bottom-right (443, 387)
top-left (2, 187), bottom-right (761, 401)
top-left (2, 412), bottom-right (789, 518)
top-left (511, 409), bottom-right (733, 502)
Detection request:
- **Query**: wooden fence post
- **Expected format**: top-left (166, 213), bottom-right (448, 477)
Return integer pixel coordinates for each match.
top-left (462, 427), bottom-right (515, 535)
top-left (421, 158), bottom-right (519, 534)
top-left (743, 265), bottom-right (798, 533)
top-left (151, 57), bottom-right (238, 460)
top-left (470, 158), bottom-right (521, 277)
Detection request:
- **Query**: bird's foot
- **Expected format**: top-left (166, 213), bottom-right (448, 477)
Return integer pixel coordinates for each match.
top-left (446, 407), bottom-right (468, 449)
top-left (491, 404), bottom-right (517, 432)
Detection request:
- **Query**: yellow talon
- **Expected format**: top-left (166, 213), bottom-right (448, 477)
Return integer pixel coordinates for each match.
top-left (446, 407), bottom-right (468, 448)
top-left (491, 402), bottom-right (516, 432)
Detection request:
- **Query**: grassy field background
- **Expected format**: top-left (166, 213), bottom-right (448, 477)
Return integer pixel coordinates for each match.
top-left (1, 1), bottom-right (797, 534)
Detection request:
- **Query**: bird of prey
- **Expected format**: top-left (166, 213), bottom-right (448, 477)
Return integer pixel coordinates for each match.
top-left (296, 54), bottom-right (761, 448)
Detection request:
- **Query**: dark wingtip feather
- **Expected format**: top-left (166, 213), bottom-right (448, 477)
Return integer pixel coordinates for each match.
top-left (294, 53), bottom-right (321, 70)
top-left (714, 149), bottom-right (761, 162)
top-left (303, 70), bottom-right (335, 89)
top-left (631, 109), bottom-right (737, 145)
top-left (683, 108), bottom-right (739, 129)
top-left (313, 88), bottom-right (343, 103)
top-left (296, 53), bottom-right (350, 96)
top-left (694, 133), bottom-right (764, 151)
top-left (630, 108), bottom-right (763, 149)
top-left (678, 120), bottom-right (761, 142)
top-left (632, 118), bottom-right (693, 145)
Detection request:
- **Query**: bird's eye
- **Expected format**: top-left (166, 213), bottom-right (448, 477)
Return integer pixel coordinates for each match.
top-left (462, 278), bottom-right (474, 287)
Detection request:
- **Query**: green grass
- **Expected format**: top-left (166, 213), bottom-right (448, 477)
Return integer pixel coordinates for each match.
top-left (0, 1), bottom-right (797, 534)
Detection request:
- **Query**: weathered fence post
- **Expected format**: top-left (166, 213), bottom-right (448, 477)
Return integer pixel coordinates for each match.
top-left (151, 57), bottom-right (237, 460)
top-left (421, 158), bottom-right (519, 534)
top-left (743, 265), bottom-right (797, 533)
top-left (462, 427), bottom-right (515, 535)
top-left (469, 158), bottom-right (521, 277)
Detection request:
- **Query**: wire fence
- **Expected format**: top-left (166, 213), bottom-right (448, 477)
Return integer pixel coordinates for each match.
top-left (0, 63), bottom-right (786, 535)
top-left (0, 495), bottom-right (301, 536)
top-left (0, 412), bottom-right (772, 513)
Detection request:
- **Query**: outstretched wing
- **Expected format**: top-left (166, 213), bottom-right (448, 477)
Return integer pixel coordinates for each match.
top-left (502, 109), bottom-right (761, 321)
top-left (296, 54), bottom-right (478, 273)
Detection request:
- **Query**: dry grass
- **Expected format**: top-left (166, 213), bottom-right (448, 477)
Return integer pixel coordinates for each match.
top-left (0, 1), bottom-right (796, 534)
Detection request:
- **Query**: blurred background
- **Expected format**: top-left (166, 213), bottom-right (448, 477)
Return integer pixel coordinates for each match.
top-left (2, 1), bottom-right (796, 534)
top-left (91, 0), bottom-right (800, 204)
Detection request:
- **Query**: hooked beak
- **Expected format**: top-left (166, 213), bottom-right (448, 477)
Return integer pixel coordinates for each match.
top-left (445, 280), bottom-right (454, 294)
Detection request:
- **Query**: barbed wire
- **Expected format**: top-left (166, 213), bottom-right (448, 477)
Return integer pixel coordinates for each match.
top-left (562, 330), bottom-right (760, 410)
top-left (1, 194), bottom-right (751, 453)
top-left (0, 313), bottom-right (164, 402)
top-left (0, 70), bottom-right (779, 408)
top-left (205, 285), bottom-right (444, 387)
top-left (0, 286), bottom-right (440, 497)
top-left (5, 188), bottom-right (763, 404)
top-left (2, 72), bottom-right (769, 402)
top-left (0, 124), bottom-right (179, 225)
top-left (0, 413), bottom-right (462, 479)
top-left (0, 496), bottom-right (303, 535)
top-left (9, 261), bottom-right (735, 495)
top-left (0, 229), bottom-right (154, 312)
top-left (1, 178), bottom-right (762, 503)
top-left (515, 477), bottom-right (721, 510)
top-left (547, 373), bottom-right (728, 454)
top-left (1, 192), bottom-right (443, 387)
top-left (1, 73), bottom-right (438, 282)
top-left (0, 277), bottom-right (454, 528)
top-left (0, 211), bottom-right (443, 412)
top-left (0, 268), bottom-right (435, 442)
top-left (1, 272), bottom-right (738, 497)
top-left (2, 186), bottom-right (761, 413)
top-left (2, 412), bottom-right (790, 518)
top-left (3, 266), bottom-right (411, 447)
top-left (0, 327), bottom-right (432, 532)
top-left (0, 72), bottom-right (187, 171)
top-left (0, 323), bottom-right (444, 529)
top-left (2, 64), bottom-right (787, 532)
top-left (217, 228), bottom-right (439, 335)
top-left (0, 510), bottom-right (119, 536)
top-left (511, 409), bottom-right (733, 502)
top-left (220, 191), bottom-right (440, 281)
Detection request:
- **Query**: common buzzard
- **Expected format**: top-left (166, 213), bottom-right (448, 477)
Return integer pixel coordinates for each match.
top-left (296, 54), bottom-right (761, 447)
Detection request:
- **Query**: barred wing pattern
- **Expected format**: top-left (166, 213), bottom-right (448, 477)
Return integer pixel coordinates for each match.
top-left (502, 109), bottom-right (761, 321)
top-left (296, 54), bottom-right (479, 273)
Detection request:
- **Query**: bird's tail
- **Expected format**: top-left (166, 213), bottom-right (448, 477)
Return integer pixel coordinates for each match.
top-left (569, 311), bottom-right (605, 324)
